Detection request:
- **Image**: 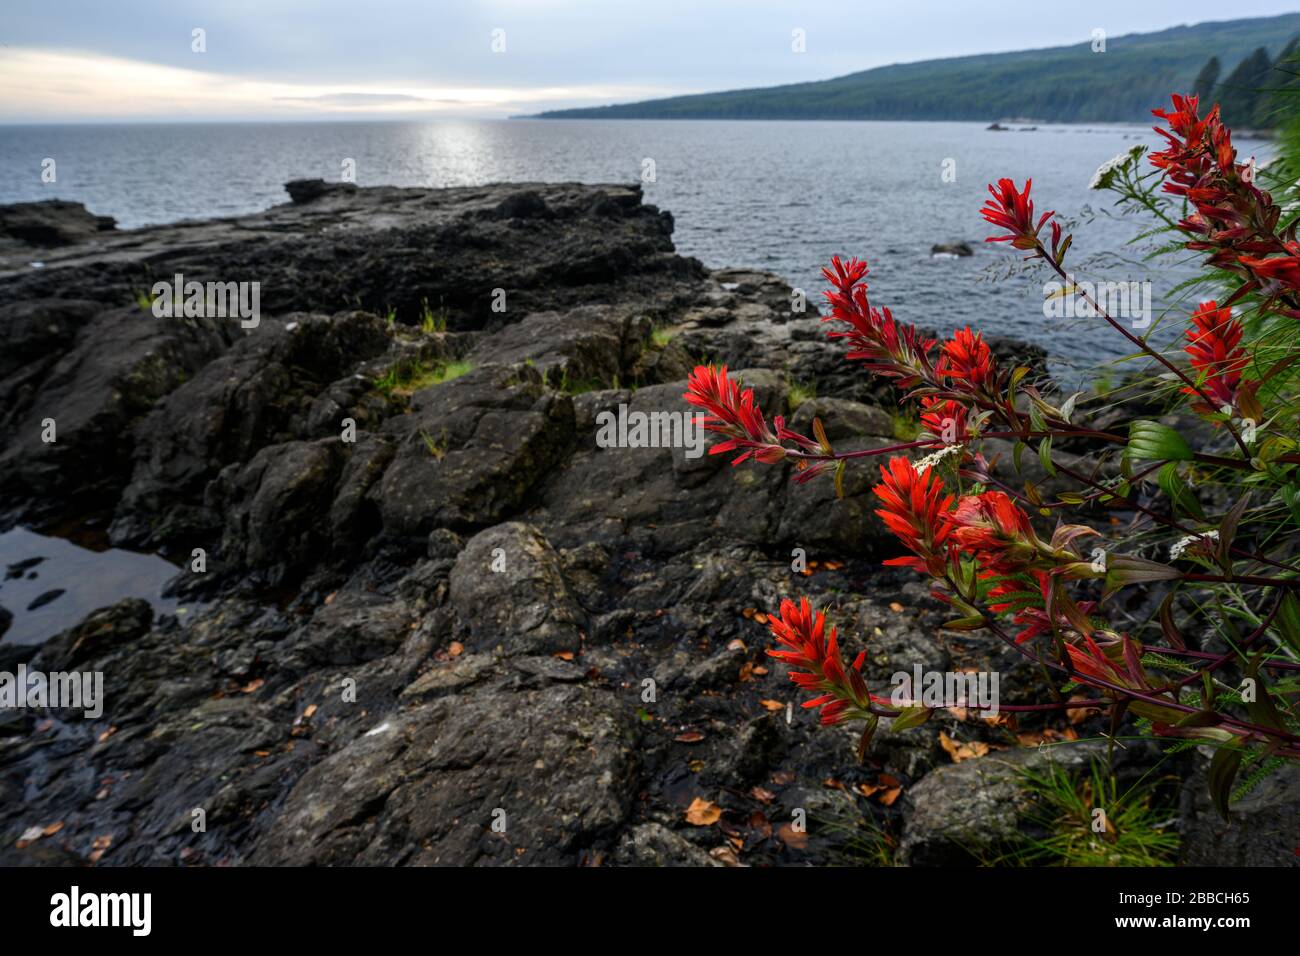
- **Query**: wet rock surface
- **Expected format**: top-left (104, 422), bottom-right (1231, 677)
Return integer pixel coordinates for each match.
top-left (0, 182), bottom-right (1267, 867)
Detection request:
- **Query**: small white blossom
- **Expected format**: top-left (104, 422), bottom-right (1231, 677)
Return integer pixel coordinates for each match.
top-left (912, 444), bottom-right (965, 472)
top-left (1089, 146), bottom-right (1143, 190)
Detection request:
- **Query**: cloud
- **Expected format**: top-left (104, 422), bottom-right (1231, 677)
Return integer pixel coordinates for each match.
top-left (0, 48), bottom-right (679, 122)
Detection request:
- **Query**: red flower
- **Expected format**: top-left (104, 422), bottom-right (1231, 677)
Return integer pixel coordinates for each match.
top-left (987, 571), bottom-right (1098, 644)
top-left (952, 490), bottom-right (1041, 575)
top-left (919, 396), bottom-right (968, 443)
top-left (1065, 634), bottom-right (1133, 687)
top-left (981, 178), bottom-right (1055, 250)
top-left (766, 598), bottom-right (870, 725)
top-left (1236, 249), bottom-right (1300, 292)
top-left (684, 365), bottom-right (781, 465)
top-left (937, 327), bottom-right (997, 392)
top-left (1151, 94), bottom-right (1234, 182)
top-left (821, 255), bottom-right (936, 388)
top-left (1150, 95), bottom-right (1300, 313)
top-left (1181, 301), bottom-right (1247, 413)
top-left (872, 456), bottom-right (956, 576)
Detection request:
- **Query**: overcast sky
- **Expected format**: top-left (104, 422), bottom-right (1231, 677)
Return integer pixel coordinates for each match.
top-left (2, 0), bottom-right (1298, 121)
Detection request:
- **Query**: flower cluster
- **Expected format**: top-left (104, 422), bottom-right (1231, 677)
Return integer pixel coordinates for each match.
top-left (1151, 94), bottom-right (1300, 314)
top-left (981, 178), bottom-right (1071, 263)
top-left (765, 597), bottom-right (874, 725)
top-left (1181, 300), bottom-right (1249, 415)
top-left (681, 90), bottom-right (1300, 787)
top-left (820, 256), bottom-right (936, 388)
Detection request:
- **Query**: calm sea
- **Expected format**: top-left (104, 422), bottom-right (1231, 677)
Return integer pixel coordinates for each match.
top-left (0, 118), bottom-right (1272, 373)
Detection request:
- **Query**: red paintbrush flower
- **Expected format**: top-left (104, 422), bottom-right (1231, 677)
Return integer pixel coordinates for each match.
top-left (821, 255), bottom-right (936, 388)
top-left (919, 396), bottom-right (968, 443)
top-left (1236, 249), bottom-right (1300, 292)
top-left (1181, 300), bottom-right (1247, 414)
top-left (952, 490), bottom-right (1041, 575)
top-left (1065, 634), bottom-right (1185, 722)
top-left (1151, 94), bottom-right (1233, 178)
top-left (1150, 95), bottom-right (1300, 314)
top-left (987, 570), bottom-right (1099, 644)
top-left (1066, 634), bottom-right (1134, 686)
top-left (872, 456), bottom-right (956, 577)
top-left (937, 326), bottom-right (997, 392)
top-left (766, 598), bottom-right (871, 725)
top-left (981, 178), bottom-right (1055, 251)
top-left (684, 364), bottom-right (783, 465)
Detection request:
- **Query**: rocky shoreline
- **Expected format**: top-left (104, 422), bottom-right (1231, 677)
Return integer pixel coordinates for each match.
top-left (0, 181), bottom-right (1294, 866)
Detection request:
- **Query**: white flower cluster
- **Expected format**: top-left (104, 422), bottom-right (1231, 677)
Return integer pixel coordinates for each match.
top-left (912, 443), bottom-right (965, 473)
top-left (1089, 146), bottom-right (1143, 190)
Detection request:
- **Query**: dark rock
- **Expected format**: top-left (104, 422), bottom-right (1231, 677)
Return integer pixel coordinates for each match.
top-left (0, 200), bottom-right (115, 247)
top-left (284, 179), bottom-right (359, 204)
top-left (0, 180), bottom-right (1063, 867)
top-left (250, 683), bottom-right (639, 865)
top-left (25, 589), bottom-right (64, 611)
top-left (35, 597), bottom-right (153, 671)
top-left (6, 556), bottom-right (46, 579)
top-left (612, 823), bottom-right (722, 866)
top-left (1180, 758), bottom-right (1300, 866)
top-left (447, 522), bottom-right (584, 656)
top-left (930, 241), bottom-right (973, 257)
top-left (898, 744), bottom-right (1103, 866)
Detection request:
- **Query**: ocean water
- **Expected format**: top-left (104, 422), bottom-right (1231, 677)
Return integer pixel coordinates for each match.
top-left (0, 527), bottom-right (183, 645)
top-left (0, 118), bottom-right (1272, 373)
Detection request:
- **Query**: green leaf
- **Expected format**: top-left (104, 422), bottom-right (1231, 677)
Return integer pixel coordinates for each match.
top-left (1281, 485), bottom-right (1300, 530)
top-left (1103, 553), bottom-right (1182, 598)
top-left (1217, 492), bottom-right (1251, 565)
top-left (1208, 746), bottom-right (1244, 822)
top-left (889, 705), bottom-right (932, 732)
top-left (1156, 462), bottom-right (1204, 520)
top-left (1274, 593), bottom-right (1300, 657)
top-left (1037, 437), bottom-right (1056, 477)
top-left (1243, 655), bottom-right (1287, 731)
top-left (856, 715), bottom-right (879, 763)
top-left (1157, 593), bottom-right (1186, 651)
top-left (1127, 420), bottom-right (1193, 462)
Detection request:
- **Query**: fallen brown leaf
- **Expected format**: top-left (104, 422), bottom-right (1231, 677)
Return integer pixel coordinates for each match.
top-left (939, 730), bottom-right (990, 763)
top-left (777, 823), bottom-right (808, 849)
top-left (759, 699), bottom-right (786, 712)
top-left (709, 845), bottom-right (742, 866)
top-left (684, 797), bottom-right (723, 826)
